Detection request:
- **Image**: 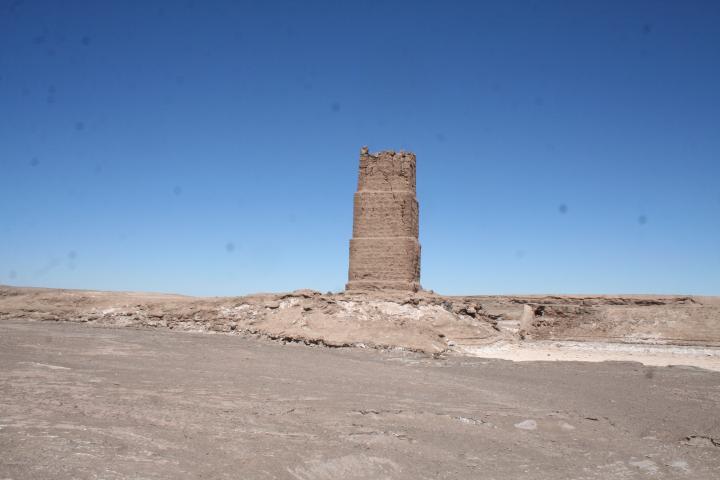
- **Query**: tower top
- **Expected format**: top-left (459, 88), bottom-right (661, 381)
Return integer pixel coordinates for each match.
top-left (357, 148), bottom-right (416, 193)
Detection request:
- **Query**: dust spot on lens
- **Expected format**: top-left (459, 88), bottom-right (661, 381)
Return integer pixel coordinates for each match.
top-left (331, 101), bottom-right (340, 113)
top-left (30, 157), bottom-right (40, 167)
top-left (81, 35), bottom-right (91, 46)
top-left (75, 121), bottom-right (85, 131)
top-left (435, 133), bottom-right (446, 143)
top-left (515, 249), bottom-right (525, 259)
top-left (642, 23), bottom-right (653, 35)
top-left (9, 270), bottom-right (17, 279)
top-left (637, 215), bottom-right (648, 225)
top-left (34, 258), bottom-right (61, 277)
top-left (173, 186), bottom-right (183, 196)
top-left (558, 204), bottom-right (568, 214)
top-left (68, 250), bottom-right (77, 260)
top-left (225, 242), bottom-right (235, 253)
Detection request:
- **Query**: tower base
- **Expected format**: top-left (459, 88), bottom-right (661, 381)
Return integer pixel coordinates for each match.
top-left (345, 280), bottom-right (421, 292)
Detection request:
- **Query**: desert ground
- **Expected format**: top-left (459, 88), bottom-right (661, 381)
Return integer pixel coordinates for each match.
top-left (1, 286), bottom-right (719, 479)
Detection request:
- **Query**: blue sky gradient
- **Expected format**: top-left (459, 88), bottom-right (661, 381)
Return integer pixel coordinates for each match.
top-left (1, 0), bottom-right (719, 295)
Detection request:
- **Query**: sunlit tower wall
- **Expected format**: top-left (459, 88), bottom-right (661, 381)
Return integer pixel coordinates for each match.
top-left (346, 147), bottom-right (421, 292)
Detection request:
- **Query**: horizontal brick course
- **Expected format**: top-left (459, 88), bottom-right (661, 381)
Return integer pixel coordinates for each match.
top-left (352, 192), bottom-right (418, 238)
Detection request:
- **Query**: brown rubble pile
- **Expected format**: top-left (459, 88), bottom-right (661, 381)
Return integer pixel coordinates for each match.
top-left (2, 286), bottom-right (718, 352)
top-left (0, 287), bottom-right (498, 354)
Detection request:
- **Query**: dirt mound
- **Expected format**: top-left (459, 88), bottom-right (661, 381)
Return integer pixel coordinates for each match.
top-left (1, 287), bottom-right (718, 352)
top-left (0, 286), bottom-right (499, 354)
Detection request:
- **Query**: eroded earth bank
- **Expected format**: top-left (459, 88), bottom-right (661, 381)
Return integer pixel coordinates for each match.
top-left (1, 286), bottom-right (719, 353)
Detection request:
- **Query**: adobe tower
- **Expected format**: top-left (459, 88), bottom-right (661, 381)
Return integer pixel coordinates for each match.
top-left (346, 147), bottom-right (421, 292)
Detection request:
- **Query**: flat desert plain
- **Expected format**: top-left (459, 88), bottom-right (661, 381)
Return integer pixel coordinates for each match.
top-left (1, 287), bottom-right (719, 479)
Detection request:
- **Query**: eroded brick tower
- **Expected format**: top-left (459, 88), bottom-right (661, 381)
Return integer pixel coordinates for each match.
top-left (346, 147), bottom-right (421, 292)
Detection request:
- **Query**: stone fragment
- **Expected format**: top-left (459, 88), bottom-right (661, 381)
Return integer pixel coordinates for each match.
top-left (514, 419), bottom-right (538, 430)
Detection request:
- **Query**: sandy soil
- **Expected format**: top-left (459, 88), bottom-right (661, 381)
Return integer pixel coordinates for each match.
top-left (460, 341), bottom-right (720, 371)
top-left (1, 319), bottom-right (719, 479)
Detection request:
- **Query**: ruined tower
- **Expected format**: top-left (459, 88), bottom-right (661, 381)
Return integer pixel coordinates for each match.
top-left (346, 147), bottom-right (421, 292)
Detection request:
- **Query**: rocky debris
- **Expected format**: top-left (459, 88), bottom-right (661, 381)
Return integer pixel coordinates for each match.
top-left (1, 286), bottom-right (718, 353)
top-left (476, 294), bottom-right (720, 347)
top-left (0, 287), bottom-right (500, 354)
top-left (682, 435), bottom-right (720, 447)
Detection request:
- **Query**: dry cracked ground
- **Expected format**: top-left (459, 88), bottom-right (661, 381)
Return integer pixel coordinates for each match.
top-left (1, 319), bottom-right (719, 479)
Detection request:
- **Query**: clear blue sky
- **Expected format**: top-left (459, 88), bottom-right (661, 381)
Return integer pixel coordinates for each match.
top-left (1, 0), bottom-right (718, 296)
